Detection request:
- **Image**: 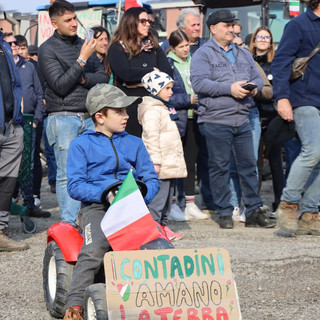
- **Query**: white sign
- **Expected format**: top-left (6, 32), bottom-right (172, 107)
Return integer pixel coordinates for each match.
top-left (37, 9), bottom-right (102, 46)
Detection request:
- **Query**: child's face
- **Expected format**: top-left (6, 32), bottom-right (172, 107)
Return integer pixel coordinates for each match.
top-left (95, 107), bottom-right (129, 137)
top-left (157, 82), bottom-right (173, 102)
top-left (17, 45), bottom-right (28, 58)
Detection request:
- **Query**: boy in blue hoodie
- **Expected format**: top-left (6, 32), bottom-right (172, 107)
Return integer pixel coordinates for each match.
top-left (64, 83), bottom-right (160, 319)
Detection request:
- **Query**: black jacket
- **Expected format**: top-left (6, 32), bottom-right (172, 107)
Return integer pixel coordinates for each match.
top-left (38, 31), bottom-right (108, 114)
top-left (108, 42), bottom-right (173, 86)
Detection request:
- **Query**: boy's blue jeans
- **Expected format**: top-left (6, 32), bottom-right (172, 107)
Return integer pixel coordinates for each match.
top-left (281, 106), bottom-right (320, 213)
top-left (46, 113), bottom-right (94, 226)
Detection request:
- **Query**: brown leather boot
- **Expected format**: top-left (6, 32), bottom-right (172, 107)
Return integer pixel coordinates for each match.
top-left (0, 230), bottom-right (30, 252)
top-left (64, 306), bottom-right (84, 320)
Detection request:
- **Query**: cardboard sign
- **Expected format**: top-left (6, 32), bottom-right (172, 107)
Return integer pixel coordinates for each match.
top-left (37, 9), bottom-right (102, 46)
top-left (104, 248), bottom-right (241, 320)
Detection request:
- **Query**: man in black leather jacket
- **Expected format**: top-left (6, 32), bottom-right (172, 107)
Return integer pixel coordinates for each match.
top-left (38, 0), bottom-right (108, 227)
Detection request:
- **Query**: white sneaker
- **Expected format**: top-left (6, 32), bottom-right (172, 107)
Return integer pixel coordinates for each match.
top-left (168, 203), bottom-right (189, 221)
top-left (184, 202), bottom-right (209, 220)
top-left (239, 207), bottom-right (246, 223)
top-left (33, 195), bottom-right (42, 209)
top-left (232, 206), bottom-right (241, 221)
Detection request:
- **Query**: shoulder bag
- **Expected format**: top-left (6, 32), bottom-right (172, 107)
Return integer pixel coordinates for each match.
top-left (290, 42), bottom-right (320, 81)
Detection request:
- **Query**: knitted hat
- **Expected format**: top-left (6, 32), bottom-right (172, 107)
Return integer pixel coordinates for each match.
top-left (141, 71), bottom-right (174, 95)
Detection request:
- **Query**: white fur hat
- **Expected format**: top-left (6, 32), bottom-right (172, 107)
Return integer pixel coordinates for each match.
top-left (141, 71), bottom-right (174, 95)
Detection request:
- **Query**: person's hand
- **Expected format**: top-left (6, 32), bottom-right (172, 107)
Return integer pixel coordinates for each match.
top-left (247, 87), bottom-right (258, 98)
top-left (108, 191), bottom-right (115, 204)
top-left (154, 164), bottom-right (161, 175)
top-left (231, 81), bottom-right (250, 99)
top-left (277, 98), bottom-right (294, 122)
top-left (191, 95), bottom-right (199, 105)
top-left (33, 122), bottom-right (37, 128)
top-left (153, 67), bottom-right (159, 71)
top-left (79, 37), bottom-right (96, 62)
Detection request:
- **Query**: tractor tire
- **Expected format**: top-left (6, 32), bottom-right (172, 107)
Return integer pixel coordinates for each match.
top-left (84, 283), bottom-right (108, 320)
top-left (43, 241), bottom-right (74, 318)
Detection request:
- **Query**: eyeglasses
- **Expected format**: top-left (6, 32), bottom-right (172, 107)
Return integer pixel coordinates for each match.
top-left (255, 35), bottom-right (271, 41)
top-left (138, 19), bottom-right (152, 26)
top-left (8, 41), bottom-right (17, 47)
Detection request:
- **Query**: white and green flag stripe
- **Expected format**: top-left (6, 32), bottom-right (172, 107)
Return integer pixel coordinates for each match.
top-left (100, 170), bottom-right (160, 251)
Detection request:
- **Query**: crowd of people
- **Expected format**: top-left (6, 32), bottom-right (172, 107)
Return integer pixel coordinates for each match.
top-left (1, 0), bottom-right (320, 318)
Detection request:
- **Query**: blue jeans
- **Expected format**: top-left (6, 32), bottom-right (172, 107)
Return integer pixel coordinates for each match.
top-left (229, 107), bottom-right (261, 207)
top-left (46, 113), bottom-right (94, 226)
top-left (43, 117), bottom-right (57, 185)
top-left (199, 122), bottom-right (263, 217)
top-left (281, 106), bottom-right (320, 213)
top-left (284, 136), bottom-right (301, 180)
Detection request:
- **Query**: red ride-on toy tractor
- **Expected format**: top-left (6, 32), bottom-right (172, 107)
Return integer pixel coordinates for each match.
top-left (42, 180), bottom-right (173, 319)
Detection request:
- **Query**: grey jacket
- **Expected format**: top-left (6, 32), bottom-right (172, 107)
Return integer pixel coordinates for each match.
top-left (191, 39), bottom-right (263, 127)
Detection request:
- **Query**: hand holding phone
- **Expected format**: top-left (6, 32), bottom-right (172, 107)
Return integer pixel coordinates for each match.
top-left (241, 83), bottom-right (257, 91)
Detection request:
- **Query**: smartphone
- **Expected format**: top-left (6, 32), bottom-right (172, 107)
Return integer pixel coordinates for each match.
top-left (85, 28), bottom-right (94, 42)
top-left (242, 83), bottom-right (257, 91)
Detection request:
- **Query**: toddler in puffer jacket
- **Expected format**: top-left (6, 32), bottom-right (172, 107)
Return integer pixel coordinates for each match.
top-left (138, 71), bottom-right (187, 241)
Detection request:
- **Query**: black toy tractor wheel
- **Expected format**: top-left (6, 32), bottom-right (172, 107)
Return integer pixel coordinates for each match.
top-left (84, 283), bottom-right (108, 320)
top-left (43, 241), bottom-right (74, 318)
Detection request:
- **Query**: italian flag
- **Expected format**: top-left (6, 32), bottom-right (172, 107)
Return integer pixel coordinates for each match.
top-left (100, 170), bottom-right (160, 251)
top-left (289, 1), bottom-right (300, 17)
top-left (125, 0), bottom-right (143, 11)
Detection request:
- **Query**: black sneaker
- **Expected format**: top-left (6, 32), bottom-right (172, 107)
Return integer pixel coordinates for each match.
top-left (219, 216), bottom-right (234, 229)
top-left (245, 208), bottom-right (276, 228)
top-left (29, 207), bottom-right (51, 218)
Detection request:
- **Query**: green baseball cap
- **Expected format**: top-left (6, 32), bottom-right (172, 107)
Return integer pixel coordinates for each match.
top-left (86, 84), bottom-right (142, 116)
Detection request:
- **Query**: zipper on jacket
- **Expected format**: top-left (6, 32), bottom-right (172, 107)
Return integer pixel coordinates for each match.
top-left (217, 48), bottom-right (241, 127)
top-left (109, 136), bottom-right (119, 179)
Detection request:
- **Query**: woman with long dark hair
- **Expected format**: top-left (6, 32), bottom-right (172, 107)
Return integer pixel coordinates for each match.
top-left (108, 7), bottom-right (172, 137)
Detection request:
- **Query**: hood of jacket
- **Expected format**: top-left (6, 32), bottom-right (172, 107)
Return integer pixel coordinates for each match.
top-left (137, 96), bottom-right (167, 123)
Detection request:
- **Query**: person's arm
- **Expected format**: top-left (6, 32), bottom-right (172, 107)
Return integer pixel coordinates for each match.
top-left (140, 107), bottom-right (162, 166)
top-left (169, 68), bottom-right (192, 109)
top-left (254, 62), bottom-right (273, 101)
top-left (67, 139), bottom-right (103, 203)
top-left (134, 139), bottom-right (161, 205)
top-left (82, 52), bottom-right (109, 89)
top-left (38, 43), bottom-right (85, 97)
top-left (108, 43), bottom-right (154, 83)
top-left (31, 63), bottom-right (45, 127)
top-left (272, 20), bottom-right (303, 121)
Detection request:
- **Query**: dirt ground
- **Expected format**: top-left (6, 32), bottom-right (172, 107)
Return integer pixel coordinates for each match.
top-left (0, 172), bottom-right (319, 320)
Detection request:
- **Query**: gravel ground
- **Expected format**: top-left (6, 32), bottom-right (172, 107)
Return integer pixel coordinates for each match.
top-left (1, 176), bottom-right (319, 320)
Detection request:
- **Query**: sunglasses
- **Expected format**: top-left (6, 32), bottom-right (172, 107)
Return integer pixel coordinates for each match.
top-left (8, 41), bottom-right (17, 47)
top-left (138, 18), bottom-right (152, 26)
top-left (255, 35), bottom-right (271, 41)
